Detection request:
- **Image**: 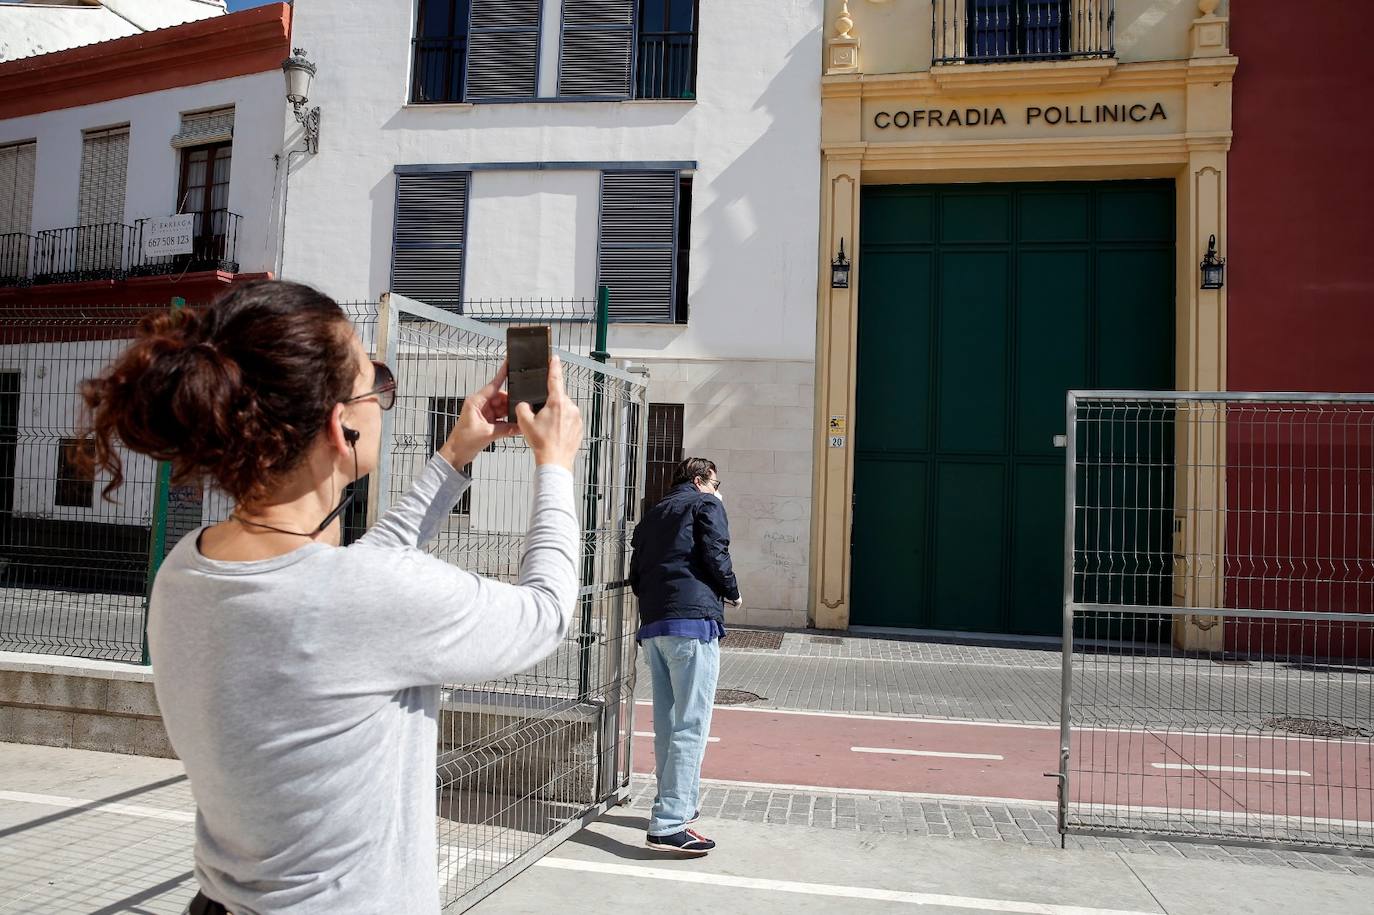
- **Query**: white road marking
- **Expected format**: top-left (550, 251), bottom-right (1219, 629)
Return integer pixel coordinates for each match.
top-left (633, 730), bottom-right (719, 742)
top-left (851, 746), bottom-right (1004, 761)
top-left (692, 776), bottom-right (1056, 808)
top-left (0, 790), bottom-right (194, 823)
top-left (1150, 763), bottom-right (1311, 777)
top-left (533, 857), bottom-right (1163, 915)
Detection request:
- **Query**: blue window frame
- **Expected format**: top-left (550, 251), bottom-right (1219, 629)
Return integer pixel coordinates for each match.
top-left (968, 0), bottom-right (1070, 61)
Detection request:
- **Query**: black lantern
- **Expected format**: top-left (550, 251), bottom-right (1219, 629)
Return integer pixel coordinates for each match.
top-left (831, 238), bottom-right (851, 289)
top-left (282, 48), bottom-right (321, 153)
top-left (1200, 234), bottom-right (1225, 290)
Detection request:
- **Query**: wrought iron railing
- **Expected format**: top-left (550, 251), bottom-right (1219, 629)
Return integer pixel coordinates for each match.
top-left (8, 213), bottom-right (243, 287)
top-left (636, 32), bottom-right (696, 100)
top-left (33, 223), bottom-right (136, 285)
top-left (0, 233), bottom-right (33, 287)
top-left (130, 210), bottom-right (242, 277)
top-left (412, 36), bottom-right (467, 103)
top-left (933, 0), bottom-right (1114, 65)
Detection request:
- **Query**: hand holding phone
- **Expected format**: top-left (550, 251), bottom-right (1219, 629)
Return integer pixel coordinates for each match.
top-left (506, 326), bottom-right (550, 424)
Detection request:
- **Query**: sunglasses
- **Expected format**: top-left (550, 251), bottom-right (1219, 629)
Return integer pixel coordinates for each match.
top-left (343, 360), bottom-right (396, 411)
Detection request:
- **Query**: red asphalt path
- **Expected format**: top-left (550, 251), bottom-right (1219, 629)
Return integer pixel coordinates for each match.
top-left (632, 704), bottom-right (1374, 822)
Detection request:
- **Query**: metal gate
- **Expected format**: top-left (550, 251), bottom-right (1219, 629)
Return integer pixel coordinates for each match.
top-left (1057, 392), bottom-right (1374, 853)
top-left (376, 293), bottom-right (648, 908)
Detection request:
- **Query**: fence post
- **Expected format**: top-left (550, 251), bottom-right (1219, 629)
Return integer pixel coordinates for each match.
top-left (577, 287), bottom-right (611, 703)
top-left (142, 296), bottom-right (185, 665)
top-left (1055, 390), bottom-right (1078, 843)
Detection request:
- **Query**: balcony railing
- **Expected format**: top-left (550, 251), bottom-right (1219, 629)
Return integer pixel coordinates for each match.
top-left (3, 211), bottom-right (242, 288)
top-left (0, 233), bottom-right (33, 287)
top-left (636, 32), bottom-right (696, 100)
top-left (33, 223), bottom-right (136, 285)
top-left (130, 210), bottom-right (241, 277)
top-left (411, 36), bottom-right (466, 103)
top-left (933, 0), bottom-right (1114, 65)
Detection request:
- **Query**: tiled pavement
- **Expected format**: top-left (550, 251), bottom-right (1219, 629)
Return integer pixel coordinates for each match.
top-left (623, 776), bottom-right (1374, 880)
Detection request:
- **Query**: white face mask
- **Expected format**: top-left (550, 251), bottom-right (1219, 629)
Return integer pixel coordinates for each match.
top-left (712, 489), bottom-right (724, 504)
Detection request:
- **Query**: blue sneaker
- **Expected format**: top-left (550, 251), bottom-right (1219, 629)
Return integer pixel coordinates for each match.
top-left (645, 828), bottom-right (715, 856)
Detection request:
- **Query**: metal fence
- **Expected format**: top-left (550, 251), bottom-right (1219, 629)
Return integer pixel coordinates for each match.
top-left (1058, 392), bottom-right (1374, 854)
top-left (377, 292), bottom-right (646, 909)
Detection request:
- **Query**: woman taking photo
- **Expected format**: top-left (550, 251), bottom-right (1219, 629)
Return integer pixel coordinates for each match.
top-left (81, 280), bottom-right (583, 914)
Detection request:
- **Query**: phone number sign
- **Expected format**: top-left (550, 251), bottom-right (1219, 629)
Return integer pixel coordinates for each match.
top-left (142, 214), bottom-right (195, 258)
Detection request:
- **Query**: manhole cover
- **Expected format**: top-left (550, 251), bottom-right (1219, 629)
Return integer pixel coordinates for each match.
top-left (810, 635), bottom-right (844, 645)
top-left (1262, 717), bottom-right (1371, 739)
top-left (724, 629), bottom-right (784, 651)
top-left (715, 689), bottom-right (766, 705)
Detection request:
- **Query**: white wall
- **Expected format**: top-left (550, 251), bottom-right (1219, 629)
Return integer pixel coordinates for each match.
top-left (283, 0), bottom-right (823, 364)
top-left (0, 71), bottom-right (287, 275)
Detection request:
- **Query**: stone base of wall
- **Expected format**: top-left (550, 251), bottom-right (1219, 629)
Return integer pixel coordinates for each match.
top-left (0, 653), bottom-right (173, 757)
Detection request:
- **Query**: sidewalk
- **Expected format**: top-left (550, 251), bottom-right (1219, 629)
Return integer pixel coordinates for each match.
top-left (2, 743), bottom-right (1369, 915)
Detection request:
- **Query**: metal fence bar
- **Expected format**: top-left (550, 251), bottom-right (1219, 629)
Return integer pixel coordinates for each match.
top-left (1061, 392), bottom-right (1374, 855)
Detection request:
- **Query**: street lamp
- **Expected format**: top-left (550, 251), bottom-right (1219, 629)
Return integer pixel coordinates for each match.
top-left (282, 48), bottom-right (321, 154)
top-left (1200, 234), bottom-right (1225, 290)
top-left (831, 238), bottom-right (851, 289)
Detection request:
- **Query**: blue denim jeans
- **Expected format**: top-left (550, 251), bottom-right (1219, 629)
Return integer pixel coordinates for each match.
top-left (641, 635), bottom-right (720, 836)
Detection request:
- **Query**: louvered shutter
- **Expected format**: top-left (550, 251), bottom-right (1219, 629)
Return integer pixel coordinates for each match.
top-left (597, 171), bottom-right (678, 322)
top-left (558, 0), bottom-right (635, 98)
top-left (391, 172), bottom-right (469, 312)
top-left (465, 0), bottom-right (541, 101)
top-left (0, 142), bottom-right (36, 235)
top-left (79, 127), bottom-right (129, 227)
top-left (78, 127), bottom-right (129, 273)
top-left (171, 107), bottom-right (235, 148)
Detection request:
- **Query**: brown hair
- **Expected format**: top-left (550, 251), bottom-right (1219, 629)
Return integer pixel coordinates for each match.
top-left (81, 280), bottom-right (358, 508)
top-left (672, 457), bottom-right (717, 487)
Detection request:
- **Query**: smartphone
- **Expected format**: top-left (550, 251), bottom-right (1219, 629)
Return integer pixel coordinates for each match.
top-left (506, 325), bottom-right (550, 423)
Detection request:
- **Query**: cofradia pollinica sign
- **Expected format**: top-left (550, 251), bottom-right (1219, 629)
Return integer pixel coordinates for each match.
top-left (873, 102), bottom-right (1168, 130)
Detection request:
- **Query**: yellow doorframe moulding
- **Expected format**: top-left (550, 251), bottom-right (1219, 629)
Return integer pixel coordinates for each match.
top-left (810, 51), bottom-right (1238, 634)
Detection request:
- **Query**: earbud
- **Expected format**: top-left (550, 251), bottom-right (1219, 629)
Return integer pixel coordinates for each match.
top-left (342, 426), bottom-right (360, 445)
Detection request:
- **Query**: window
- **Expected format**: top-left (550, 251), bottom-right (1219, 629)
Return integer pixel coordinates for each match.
top-left (391, 171), bottom-right (469, 312)
top-left (78, 126), bottom-right (129, 274)
top-left (178, 141), bottom-right (232, 265)
top-left (597, 170), bottom-right (690, 323)
top-left (635, 0), bottom-right (697, 99)
top-left (54, 438), bottom-right (94, 509)
top-left (411, 0), bottom-right (541, 103)
top-left (968, 0), bottom-right (1070, 60)
top-left (643, 403), bottom-right (683, 512)
top-left (429, 397), bottom-right (473, 514)
top-left (0, 141), bottom-right (36, 283)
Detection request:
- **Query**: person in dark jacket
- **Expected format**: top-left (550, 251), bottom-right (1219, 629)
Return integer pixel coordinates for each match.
top-left (629, 456), bottom-right (740, 855)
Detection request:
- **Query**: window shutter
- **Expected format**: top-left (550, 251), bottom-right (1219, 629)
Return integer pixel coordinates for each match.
top-left (598, 170), bottom-right (677, 322)
top-left (558, 0), bottom-right (635, 99)
top-left (171, 107), bottom-right (235, 148)
top-left (391, 172), bottom-right (469, 312)
top-left (465, 0), bottom-right (541, 100)
top-left (0, 141), bottom-right (36, 236)
top-left (79, 127), bottom-right (129, 227)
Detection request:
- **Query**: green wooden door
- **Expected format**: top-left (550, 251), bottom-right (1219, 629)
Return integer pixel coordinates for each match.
top-left (851, 181), bottom-right (1174, 635)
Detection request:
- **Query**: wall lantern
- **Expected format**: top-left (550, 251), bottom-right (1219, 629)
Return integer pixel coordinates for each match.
top-left (831, 238), bottom-right (851, 289)
top-left (282, 48), bottom-right (321, 154)
top-left (1199, 234), bottom-right (1225, 290)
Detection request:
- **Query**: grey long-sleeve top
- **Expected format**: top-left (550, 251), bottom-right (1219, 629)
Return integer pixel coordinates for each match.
top-left (148, 456), bottom-right (579, 914)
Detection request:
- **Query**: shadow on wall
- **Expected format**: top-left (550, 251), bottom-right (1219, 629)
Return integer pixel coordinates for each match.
top-left (691, 31), bottom-right (821, 356)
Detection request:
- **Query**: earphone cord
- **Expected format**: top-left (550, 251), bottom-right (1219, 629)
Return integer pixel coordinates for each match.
top-left (232, 441), bottom-right (359, 538)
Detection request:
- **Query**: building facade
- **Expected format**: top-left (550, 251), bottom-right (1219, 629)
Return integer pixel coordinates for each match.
top-left (812, 0), bottom-right (1235, 636)
top-left (281, 0), bottom-right (824, 627)
top-left (0, 4), bottom-right (292, 589)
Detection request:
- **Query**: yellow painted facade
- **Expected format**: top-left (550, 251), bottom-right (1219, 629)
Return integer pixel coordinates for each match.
top-left (810, 0), bottom-right (1236, 637)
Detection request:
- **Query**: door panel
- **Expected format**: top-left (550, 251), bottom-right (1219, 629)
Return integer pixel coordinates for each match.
top-left (853, 181), bottom-right (1174, 634)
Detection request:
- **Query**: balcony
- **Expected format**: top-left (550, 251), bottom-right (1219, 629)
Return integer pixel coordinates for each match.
top-left (932, 0), bottom-right (1114, 66)
top-left (636, 32), bottom-right (696, 100)
top-left (0, 211), bottom-right (242, 291)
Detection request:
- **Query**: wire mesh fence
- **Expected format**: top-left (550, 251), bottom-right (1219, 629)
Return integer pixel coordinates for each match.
top-left (1059, 392), bottom-right (1374, 854)
top-left (378, 292), bottom-right (646, 909)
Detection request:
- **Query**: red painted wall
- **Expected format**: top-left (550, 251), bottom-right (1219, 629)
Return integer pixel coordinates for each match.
top-left (1228, 2), bottom-right (1374, 393)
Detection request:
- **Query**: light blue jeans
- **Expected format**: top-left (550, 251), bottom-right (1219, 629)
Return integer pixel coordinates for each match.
top-left (641, 635), bottom-right (720, 836)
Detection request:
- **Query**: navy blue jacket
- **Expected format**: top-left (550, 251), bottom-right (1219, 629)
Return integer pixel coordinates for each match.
top-left (629, 483), bottom-right (740, 625)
